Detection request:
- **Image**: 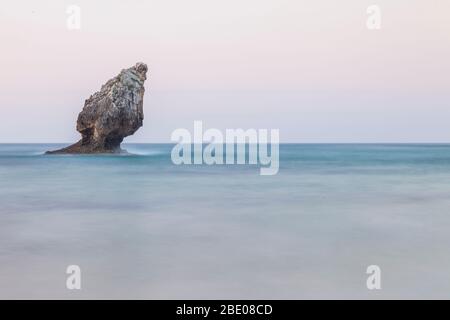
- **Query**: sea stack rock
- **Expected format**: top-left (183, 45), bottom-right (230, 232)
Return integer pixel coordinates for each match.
top-left (47, 62), bottom-right (148, 154)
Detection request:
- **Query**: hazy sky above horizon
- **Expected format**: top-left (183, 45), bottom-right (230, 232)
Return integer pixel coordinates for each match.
top-left (1, 0), bottom-right (449, 142)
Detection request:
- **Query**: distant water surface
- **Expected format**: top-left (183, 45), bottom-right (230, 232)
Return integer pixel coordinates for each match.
top-left (1, 143), bottom-right (450, 299)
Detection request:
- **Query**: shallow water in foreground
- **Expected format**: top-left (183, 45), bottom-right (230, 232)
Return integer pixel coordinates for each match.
top-left (1, 143), bottom-right (450, 299)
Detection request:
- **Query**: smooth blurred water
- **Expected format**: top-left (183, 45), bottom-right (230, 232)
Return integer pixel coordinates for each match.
top-left (1, 143), bottom-right (450, 299)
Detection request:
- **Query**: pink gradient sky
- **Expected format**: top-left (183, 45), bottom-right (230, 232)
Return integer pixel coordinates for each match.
top-left (1, 0), bottom-right (449, 142)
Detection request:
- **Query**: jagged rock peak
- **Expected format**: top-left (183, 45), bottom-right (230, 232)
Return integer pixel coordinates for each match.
top-left (47, 62), bottom-right (148, 154)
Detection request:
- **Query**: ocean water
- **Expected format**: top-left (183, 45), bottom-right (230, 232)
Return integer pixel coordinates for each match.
top-left (1, 143), bottom-right (450, 299)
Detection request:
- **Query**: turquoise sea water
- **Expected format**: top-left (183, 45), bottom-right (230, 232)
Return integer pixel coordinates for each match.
top-left (1, 143), bottom-right (450, 299)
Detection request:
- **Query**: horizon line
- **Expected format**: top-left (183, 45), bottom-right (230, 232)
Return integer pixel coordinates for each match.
top-left (2, 142), bottom-right (450, 145)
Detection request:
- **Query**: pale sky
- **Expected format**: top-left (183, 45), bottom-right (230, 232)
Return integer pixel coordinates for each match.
top-left (1, 0), bottom-right (449, 142)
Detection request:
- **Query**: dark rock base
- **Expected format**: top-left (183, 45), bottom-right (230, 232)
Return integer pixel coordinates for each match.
top-left (45, 140), bottom-right (125, 154)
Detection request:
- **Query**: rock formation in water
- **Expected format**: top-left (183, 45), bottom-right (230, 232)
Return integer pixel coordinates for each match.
top-left (46, 62), bottom-right (148, 154)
